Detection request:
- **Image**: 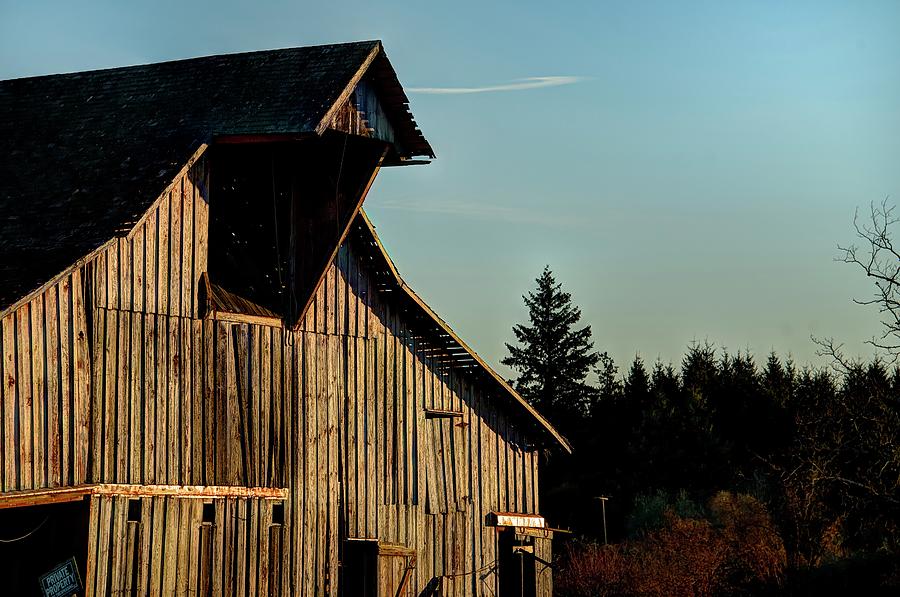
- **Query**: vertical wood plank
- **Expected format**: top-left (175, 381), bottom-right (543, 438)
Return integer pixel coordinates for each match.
top-left (16, 306), bottom-right (33, 488)
top-left (2, 315), bottom-right (18, 490)
top-left (96, 497), bottom-right (113, 596)
top-left (58, 277), bottom-right (72, 485)
top-left (146, 209), bottom-right (158, 314)
top-left (133, 225), bottom-right (145, 313)
top-left (157, 195), bottom-right (170, 316)
top-left (45, 288), bottom-right (60, 487)
top-left (107, 240), bottom-right (119, 311)
top-left (120, 236), bottom-right (132, 312)
top-left (31, 296), bottom-right (47, 486)
top-left (192, 321), bottom-right (203, 485)
top-left (130, 314), bottom-right (142, 484)
top-left (182, 318), bottom-right (193, 483)
top-left (162, 498), bottom-right (180, 595)
top-left (176, 497), bottom-right (192, 596)
top-left (365, 336), bottom-right (377, 537)
top-left (84, 495), bottom-right (100, 597)
top-left (236, 499), bottom-right (248, 597)
top-left (195, 160), bottom-right (210, 315)
top-left (109, 497), bottom-right (126, 595)
top-left (170, 184), bottom-right (183, 318)
top-left (212, 499), bottom-right (225, 597)
top-left (167, 315), bottom-right (180, 483)
top-left (116, 311), bottom-right (129, 482)
top-left (137, 496), bottom-right (152, 596)
top-left (101, 309), bottom-right (116, 481)
top-left (182, 175), bottom-right (194, 319)
top-left (72, 268), bottom-right (90, 485)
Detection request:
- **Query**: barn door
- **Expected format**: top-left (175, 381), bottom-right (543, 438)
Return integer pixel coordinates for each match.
top-left (376, 544), bottom-right (416, 597)
top-left (343, 540), bottom-right (378, 597)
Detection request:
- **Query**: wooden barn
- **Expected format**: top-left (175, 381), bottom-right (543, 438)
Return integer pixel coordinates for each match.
top-left (0, 41), bottom-right (571, 596)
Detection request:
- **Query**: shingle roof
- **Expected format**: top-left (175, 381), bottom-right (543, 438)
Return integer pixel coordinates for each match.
top-left (0, 40), bottom-right (432, 311)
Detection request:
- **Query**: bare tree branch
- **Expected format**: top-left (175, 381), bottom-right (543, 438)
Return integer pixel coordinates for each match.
top-left (835, 197), bottom-right (900, 361)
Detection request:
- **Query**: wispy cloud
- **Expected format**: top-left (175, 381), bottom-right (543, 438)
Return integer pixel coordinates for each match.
top-left (407, 75), bottom-right (584, 95)
top-left (371, 197), bottom-right (584, 229)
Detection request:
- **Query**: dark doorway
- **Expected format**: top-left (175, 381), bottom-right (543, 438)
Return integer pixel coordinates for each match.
top-left (342, 539), bottom-right (378, 597)
top-left (0, 498), bottom-right (90, 596)
top-left (498, 529), bottom-right (537, 597)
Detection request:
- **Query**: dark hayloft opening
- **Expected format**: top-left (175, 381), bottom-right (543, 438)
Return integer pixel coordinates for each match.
top-left (207, 133), bottom-right (388, 325)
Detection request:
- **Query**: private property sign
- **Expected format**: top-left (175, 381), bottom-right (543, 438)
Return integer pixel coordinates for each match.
top-left (39, 558), bottom-right (82, 597)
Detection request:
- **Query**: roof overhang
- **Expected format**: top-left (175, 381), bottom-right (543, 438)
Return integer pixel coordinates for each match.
top-left (315, 41), bottom-right (434, 165)
top-left (356, 210), bottom-right (573, 453)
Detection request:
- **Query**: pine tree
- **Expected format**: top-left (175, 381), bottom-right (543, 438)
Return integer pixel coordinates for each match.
top-left (502, 266), bottom-right (599, 425)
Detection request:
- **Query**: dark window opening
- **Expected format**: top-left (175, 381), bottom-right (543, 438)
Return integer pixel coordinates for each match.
top-left (271, 501), bottom-right (284, 526)
top-left (202, 502), bottom-right (215, 525)
top-left (127, 498), bottom-right (141, 522)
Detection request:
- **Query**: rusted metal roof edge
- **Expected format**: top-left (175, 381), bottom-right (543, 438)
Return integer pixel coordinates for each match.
top-left (357, 209), bottom-right (573, 454)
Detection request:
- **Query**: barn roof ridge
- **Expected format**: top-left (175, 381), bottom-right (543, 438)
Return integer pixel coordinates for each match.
top-left (1, 40), bottom-right (383, 82)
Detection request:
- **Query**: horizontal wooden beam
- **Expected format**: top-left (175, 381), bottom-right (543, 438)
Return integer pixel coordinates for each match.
top-left (424, 408), bottom-right (464, 419)
top-left (0, 484), bottom-right (289, 509)
top-left (0, 486), bottom-right (93, 509)
top-left (377, 543), bottom-right (416, 557)
top-left (211, 310), bottom-right (284, 329)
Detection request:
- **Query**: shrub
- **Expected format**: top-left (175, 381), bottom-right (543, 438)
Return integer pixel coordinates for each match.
top-left (709, 491), bottom-right (787, 587)
top-left (555, 540), bottom-right (628, 597)
top-left (556, 491), bottom-right (787, 597)
top-left (632, 513), bottom-right (730, 597)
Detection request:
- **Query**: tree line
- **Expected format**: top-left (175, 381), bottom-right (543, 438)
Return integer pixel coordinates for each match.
top-left (503, 264), bottom-right (900, 595)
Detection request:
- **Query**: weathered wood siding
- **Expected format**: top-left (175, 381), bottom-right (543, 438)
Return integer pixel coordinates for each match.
top-left (299, 237), bottom-right (545, 596)
top-left (0, 156), bottom-right (210, 495)
top-left (1, 150), bottom-right (549, 596)
top-left (85, 494), bottom-right (287, 597)
top-left (0, 269), bottom-right (91, 491)
top-left (92, 157), bottom-right (209, 319)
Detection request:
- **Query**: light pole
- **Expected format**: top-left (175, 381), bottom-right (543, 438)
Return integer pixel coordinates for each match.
top-left (595, 496), bottom-right (610, 544)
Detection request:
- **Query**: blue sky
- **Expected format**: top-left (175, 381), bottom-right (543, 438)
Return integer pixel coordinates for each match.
top-left (3, 1), bottom-right (899, 374)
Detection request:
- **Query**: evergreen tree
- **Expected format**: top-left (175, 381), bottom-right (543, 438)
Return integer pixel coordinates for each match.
top-left (591, 352), bottom-right (623, 419)
top-left (502, 266), bottom-right (599, 425)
